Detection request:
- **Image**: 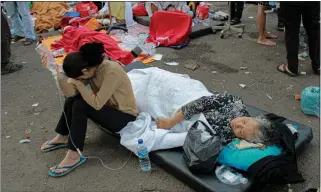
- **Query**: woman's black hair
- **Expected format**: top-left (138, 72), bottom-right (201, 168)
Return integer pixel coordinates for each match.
top-left (62, 42), bottom-right (105, 78)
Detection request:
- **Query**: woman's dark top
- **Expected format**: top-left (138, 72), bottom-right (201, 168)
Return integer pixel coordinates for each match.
top-left (182, 93), bottom-right (250, 144)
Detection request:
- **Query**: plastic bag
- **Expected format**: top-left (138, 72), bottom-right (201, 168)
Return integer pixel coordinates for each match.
top-left (76, 2), bottom-right (98, 18)
top-left (301, 86), bottom-right (320, 117)
top-left (132, 3), bottom-right (148, 16)
top-left (196, 2), bottom-right (210, 20)
top-left (183, 120), bottom-right (222, 173)
top-left (35, 43), bottom-right (56, 72)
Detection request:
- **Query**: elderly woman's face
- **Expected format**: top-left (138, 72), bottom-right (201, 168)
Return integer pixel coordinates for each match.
top-left (230, 117), bottom-right (259, 139)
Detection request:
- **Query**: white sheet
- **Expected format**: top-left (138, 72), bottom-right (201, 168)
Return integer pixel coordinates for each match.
top-left (120, 67), bottom-right (213, 155)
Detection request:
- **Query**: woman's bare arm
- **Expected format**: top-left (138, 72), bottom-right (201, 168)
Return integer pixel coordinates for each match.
top-left (156, 110), bottom-right (185, 129)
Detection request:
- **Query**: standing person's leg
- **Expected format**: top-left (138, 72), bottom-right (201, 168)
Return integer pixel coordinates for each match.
top-left (49, 97), bottom-right (136, 176)
top-left (277, 3), bottom-right (301, 76)
top-left (257, 2), bottom-right (277, 46)
top-left (301, 3), bottom-right (320, 75)
top-left (1, 12), bottom-right (11, 70)
top-left (235, 2), bottom-right (244, 20)
top-left (230, 2), bottom-right (236, 20)
top-left (231, 2), bottom-right (244, 25)
top-left (4, 2), bottom-right (25, 42)
top-left (16, 2), bottom-right (35, 45)
top-left (1, 11), bottom-right (22, 75)
top-left (277, 3), bottom-right (285, 31)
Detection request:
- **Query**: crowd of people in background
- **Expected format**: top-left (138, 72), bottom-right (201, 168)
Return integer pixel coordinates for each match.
top-left (1, 1), bottom-right (320, 76)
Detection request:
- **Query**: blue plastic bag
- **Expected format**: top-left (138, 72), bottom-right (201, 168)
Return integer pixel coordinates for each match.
top-left (63, 12), bottom-right (81, 17)
top-left (301, 86), bottom-right (320, 117)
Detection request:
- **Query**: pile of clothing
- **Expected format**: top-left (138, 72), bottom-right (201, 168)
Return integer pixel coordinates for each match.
top-left (30, 2), bottom-right (70, 33)
top-left (51, 26), bottom-right (135, 65)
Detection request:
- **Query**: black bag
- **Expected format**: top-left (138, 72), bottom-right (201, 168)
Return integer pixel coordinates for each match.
top-left (183, 120), bottom-right (222, 173)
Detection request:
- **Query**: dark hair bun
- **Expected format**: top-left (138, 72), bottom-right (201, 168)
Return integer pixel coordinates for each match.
top-left (79, 42), bottom-right (105, 66)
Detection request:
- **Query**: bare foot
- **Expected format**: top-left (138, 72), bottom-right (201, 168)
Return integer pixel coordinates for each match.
top-left (50, 150), bottom-right (80, 174)
top-left (41, 134), bottom-right (68, 150)
top-left (257, 38), bottom-right (276, 46)
top-left (156, 118), bottom-right (175, 129)
top-left (265, 33), bottom-right (278, 39)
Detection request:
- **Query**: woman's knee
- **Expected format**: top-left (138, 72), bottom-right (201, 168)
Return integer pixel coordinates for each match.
top-left (72, 98), bottom-right (90, 112)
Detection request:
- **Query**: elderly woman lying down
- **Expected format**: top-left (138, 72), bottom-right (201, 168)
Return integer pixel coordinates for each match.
top-left (157, 93), bottom-right (276, 146)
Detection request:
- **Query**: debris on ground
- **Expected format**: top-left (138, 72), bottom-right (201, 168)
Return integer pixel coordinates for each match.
top-left (45, 130), bottom-right (48, 133)
top-left (25, 129), bottom-right (32, 134)
top-left (34, 112), bottom-right (40, 115)
top-left (152, 54), bottom-right (163, 61)
top-left (30, 122), bottom-right (34, 126)
top-left (277, 112), bottom-right (281, 115)
top-left (25, 135), bottom-right (30, 139)
top-left (22, 61), bottom-right (27, 64)
top-left (4, 112), bottom-right (7, 115)
top-left (248, 16), bottom-right (254, 19)
top-left (249, 83), bottom-right (256, 87)
top-left (239, 84), bottom-right (246, 88)
top-left (295, 94), bottom-right (301, 100)
top-left (19, 139), bottom-right (31, 143)
top-left (164, 61), bottom-right (179, 66)
top-left (184, 63), bottom-right (200, 70)
top-left (6, 136), bottom-right (10, 139)
top-left (32, 103), bottom-right (39, 107)
top-left (286, 85), bottom-right (294, 90)
top-left (240, 66), bottom-right (248, 70)
top-left (300, 71), bottom-right (307, 75)
top-left (244, 71), bottom-right (250, 74)
top-left (212, 71), bottom-right (218, 74)
top-left (266, 94), bottom-right (273, 100)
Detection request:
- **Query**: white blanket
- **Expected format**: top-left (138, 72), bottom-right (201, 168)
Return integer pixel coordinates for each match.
top-left (120, 67), bottom-right (213, 155)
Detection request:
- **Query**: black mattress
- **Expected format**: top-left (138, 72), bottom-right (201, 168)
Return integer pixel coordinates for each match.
top-left (133, 16), bottom-right (224, 39)
top-left (119, 61), bottom-right (313, 192)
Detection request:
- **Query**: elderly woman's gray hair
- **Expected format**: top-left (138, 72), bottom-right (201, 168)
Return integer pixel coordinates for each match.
top-left (246, 116), bottom-right (278, 145)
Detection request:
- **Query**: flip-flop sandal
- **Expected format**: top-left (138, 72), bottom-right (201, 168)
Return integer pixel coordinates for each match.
top-left (24, 38), bottom-right (34, 46)
top-left (277, 64), bottom-right (298, 77)
top-left (49, 156), bottom-right (86, 177)
top-left (41, 141), bottom-right (68, 152)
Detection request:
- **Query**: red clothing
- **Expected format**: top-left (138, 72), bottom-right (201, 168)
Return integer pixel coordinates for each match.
top-left (133, 3), bottom-right (148, 16)
top-left (51, 26), bottom-right (135, 65)
top-left (147, 11), bottom-right (192, 47)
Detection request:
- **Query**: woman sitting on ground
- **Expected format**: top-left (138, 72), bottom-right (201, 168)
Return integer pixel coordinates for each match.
top-left (157, 93), bottom-right (277, 145)
top-left (40, 42), bottom-right (138, 177)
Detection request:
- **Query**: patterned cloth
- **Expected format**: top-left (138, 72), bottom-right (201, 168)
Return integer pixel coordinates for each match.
top-left (182, 93), bottom-right (250, 145)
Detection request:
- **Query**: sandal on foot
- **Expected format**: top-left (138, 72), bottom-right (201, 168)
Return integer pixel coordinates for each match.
top-left (24, 38), bottom-right (34, 46)
top-left (49, 156), bottom-right (86, 177)
top-left (277, 64), bottom-right (298, 77)
top-left (41, 141), bottom-right (68, 152)
top-left (12, 35), bottom-right (25, 43)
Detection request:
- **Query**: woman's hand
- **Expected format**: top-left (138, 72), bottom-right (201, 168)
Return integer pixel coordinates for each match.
top-left (67, 78), bottom-right (79, 85)
top-left (156, 118), bottom-right (175, 129)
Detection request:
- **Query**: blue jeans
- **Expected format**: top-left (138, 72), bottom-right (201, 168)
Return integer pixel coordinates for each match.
top-left (4, 1), bottom-right (35, 40)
